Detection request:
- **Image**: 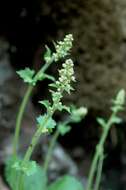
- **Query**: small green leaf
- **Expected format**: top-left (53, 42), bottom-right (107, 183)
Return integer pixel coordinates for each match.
top-left (17, 68), bottom-right (35, 85)
top-left (34, 71), bottom-right (44, 82)
top-left (97, 117), bottom-right (106, 128)
top-left (39, 100), bottom-right (51, 110)
top-left (35, 73), bottom-right (55, 82)
top-left (49, 83), bottom-right (57, 88)
top-left (36, 114), bottom-right (56, 132)
top-left (58, 124), bottom-right (71, 136)
top-left (47, 175), bottom-right (84, 190)
top-left (61, 105), bottom-right (71, 113)
top-left (42, 74), bottom-right (55, 81)
top-left (56, 104), bottom-right (70, 113)
top-left (111, 116), bottom-right (122, 124)
top-left (70, 106), bottom-right (88, 123)
top-left (44, 46), bottom-right (52, 63)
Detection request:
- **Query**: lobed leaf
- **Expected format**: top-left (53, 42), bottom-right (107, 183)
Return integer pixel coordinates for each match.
top-left (36, 114), bottom-right (56, 132)
top-left (17, 68), bottom-right (35, 85)
top-left (5, 156), bottom-right (47, 190)
top-left (58, 124), bottom-right (71, 136)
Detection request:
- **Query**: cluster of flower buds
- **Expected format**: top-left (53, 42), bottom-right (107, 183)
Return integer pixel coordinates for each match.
top-left (49, 59), bottom-right (75, 111)
top-left (53, 34), bottom-right (73, 62)
top-left (111, 89), bottom-right (125, 112)
top-left (57, 59), bottom-right (75, 93)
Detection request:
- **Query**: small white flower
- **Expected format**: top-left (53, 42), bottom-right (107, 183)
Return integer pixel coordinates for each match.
top-left (53, 34), bottom-right (74, 62)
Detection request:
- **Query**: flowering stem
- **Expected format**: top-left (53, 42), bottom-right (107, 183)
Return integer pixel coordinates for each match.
top-left (22, 114), bottom-right (51, 164)
top-left (13, 60), bottom-right (54, 156)
top-left (86, 111), bottom-right (117, 190)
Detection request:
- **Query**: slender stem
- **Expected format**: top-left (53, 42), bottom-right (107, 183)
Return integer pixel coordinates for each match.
top-left (43, 128), bottom-right (60, 173)
top-left (17, 113), bottom-right (54, 190)
top-left (86, 150), bottom-right (99, 190)
top-left (22, 114), bottom-right (51, 164)
top-left (13, 59), bottom-right (54, 156)
top-left (34, 58), bottom-right (54, 81)
top-left (94, 153), bottom-right (104, 190)
top-left (13, 85), bottom-right (33, 156)
top-left (86, 111), bottom-right (117, 190)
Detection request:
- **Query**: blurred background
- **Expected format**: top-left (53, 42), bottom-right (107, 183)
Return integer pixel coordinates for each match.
top-left (1, 0), bottom-right (126, 189)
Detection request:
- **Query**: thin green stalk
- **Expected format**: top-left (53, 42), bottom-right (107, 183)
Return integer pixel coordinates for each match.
top-left (34, 58), bottom-right (53, 81)
top-left (13, 85), bottom-right (33, 156)
top-left (17, 114), bottom-right (52, 190)
top-left (22, 114), bottom-right (51, 164)
top-left (86, 111), bottom-right (117, 190)
top-left (94, 153), bottom-right (104, 190)
top-left (43, 128), bottom-right (60, 173)
top-left (13, 59), bottom-right (54, 156)
top-left (86, 150), bottom-right (99, 190)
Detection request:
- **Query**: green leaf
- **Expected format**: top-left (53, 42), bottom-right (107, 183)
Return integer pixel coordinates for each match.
top-left (5, 156), bottom-right (47, 190)
top-left (39, 100), bottom-right (51, 110)
top-left (97, 117), bottom-right (106, 128)
top-left (56, 104), bottom-right (70, 113)
top-left (24, 166), bottom-right (47, 190)
top-left (47, 175), bottom-right (84, 190)
top-left (70, 106), bottom-right (88, 123)
top-left (42, 74), bottom-right (55, 81)
top-left (35, 73), bottom-right (55, 82)
top-left (111, 116), bottom-right (122, 124)
top-left (49, 83), bottom-right (57, 88)
top-left (58, 124), bottom-right (71, 136)
top-left (61, 105), bottom-right (71, 113)
top-left (17, 68), bottom-right (35, 85)
top-left (36, 114), bottom-right (56, 132)
top-left (44, 46), bottom-right (52, 63)
top-left (5, 156), bottom-right (19, 190)
top-left (12, 160), bottom-right (37, 176)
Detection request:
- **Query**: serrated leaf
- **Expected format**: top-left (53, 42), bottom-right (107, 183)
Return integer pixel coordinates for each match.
top-left (58, 124), bottom-right (71, 136)
top-left (36, 114), bottom-right (56, 132)
top-left (17, 68), bottom-right (35, 84)
top-left (12, 160), bottom-right (37, 176)
top-left (97, 117), bottom-right (106, 128)
top-left (57, 104), bottom-right (71, 113)
top-left (47, 175), bottom-right (84, 190)
top-left (39, 100), bottom-right (51, 109)
top-left (5, 156), bottom-right (47, 190)
top-left (62, 105), bottom-right (71, 113)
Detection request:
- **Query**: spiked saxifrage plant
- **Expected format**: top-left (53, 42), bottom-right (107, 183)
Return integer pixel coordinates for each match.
top-left (86, 89), bottom-right (125, 190)
top-left (5, 34), bottom-right (85, 190)
top-left (13, 34), bottom-right (74, 156)
top-left (4, 33), bottom-right (126, 190)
